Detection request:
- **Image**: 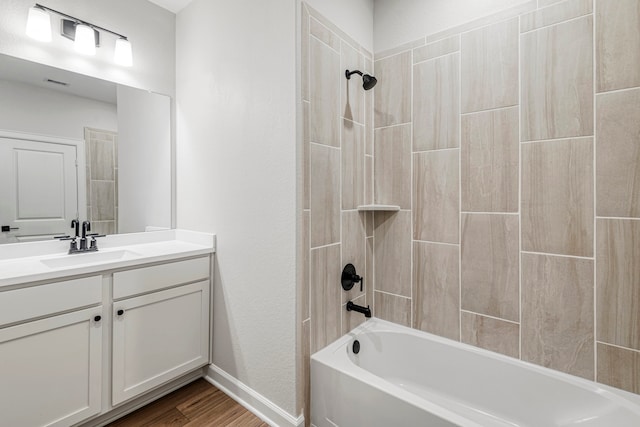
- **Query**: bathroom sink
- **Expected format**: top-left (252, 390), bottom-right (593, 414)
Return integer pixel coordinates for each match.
top-left (40, 249), bottom-right (141, 269)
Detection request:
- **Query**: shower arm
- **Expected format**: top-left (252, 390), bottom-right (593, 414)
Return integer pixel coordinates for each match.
top-left (345, 69), bottom-right (363, 79)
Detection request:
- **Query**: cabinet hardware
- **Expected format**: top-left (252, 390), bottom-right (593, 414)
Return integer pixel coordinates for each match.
top-left (117, 309), bottom-right (124, 316)
top-left (94, 315), bottom-right (101, 322)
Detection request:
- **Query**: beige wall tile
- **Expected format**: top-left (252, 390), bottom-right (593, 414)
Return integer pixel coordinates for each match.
top-left (521, 0), bottom-right (592, 33)
top-left (461, 107), bottom-right (519, 212)
top-left (365, 155), bottom-right (373, 206)
top-left (310, 17), bottom-right (340, 51)
top-left (413, 241), bottom-right (460, 341)
top-left (342, 120), bottom-right (365, 210)
top-left (301, 4), bottom-right (309, 102)
top-left (425, 0), bottom-right (537, 43)
top-left (596, 89), bottom-right (640, 218)
top-left (521, 16), bottom-right (593, 141)
top-left (307, 4), bottom-right (366, 55)
top-left (538, 0), bottom-right (565, 7)
top-left (597, 343), bottom-right (640, 394)
top-left (365, 212), bottom-right (373, 238)
top-left (310, 144), bottom-right (340, 247)
top-left (374, 124), bottom-right (411, 209)
top-left (461, 19), bottom-right (518, 113)
top-left (342, 295), bottom-right (368, 334)
top-left (374, 51), bottom-right (412, 128)
top-left (461, 311), bottom-right (519, 358)
top-left (310, 37), bottom-right (340, 147)
top-left (374, 211), bottom-right (412, 297)
top-left (414, 150), bottom-right (459, 244)
top-left (301, 320), bottom-right (310, 422)
top-left (413, 53), bottom-right (460, 151)
top-left (91, 181), bottom-right (115, 221)
top-left (90, 139), bottom-right (115, 181)
top-left (365, 58), bottom-right (374, 156)
top-left (521, 253), bottom-right (594, 380)
top-left (303, 101), bottom-right (310, 210)
top-left (597, 219), bottom-right (640, 351)
top-left (522, 138), bottom-right (593, 257)
top-left (342, 211), bottom-right (366, 303)
top-left (310, 244), bottom-right (341, 353)
top-left (413, 35), bottom-right (460, 63)
top-left (365, 236), bottom-right (373, 309)
top-left (375, 38), bottom-right (424, 61)
top-left (374, 291), bottom-right (411, 327)
top-left (91, 221), bottom-right (115, 235)
top-left (341, 42), bottom-right (365, 124)
top-left (302, 210), bottom-right (310, 320)
top-left (461, 214), bottom-right (519, 322)
top-left (596, 0), bottom-right (640, 92)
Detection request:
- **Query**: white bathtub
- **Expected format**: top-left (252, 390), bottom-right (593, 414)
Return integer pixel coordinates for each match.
top-left (311, 318), bottom-right (640, 427)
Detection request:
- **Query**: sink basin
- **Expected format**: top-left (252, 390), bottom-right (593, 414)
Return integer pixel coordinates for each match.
top-left (40, 250), bottom-right (141, 269)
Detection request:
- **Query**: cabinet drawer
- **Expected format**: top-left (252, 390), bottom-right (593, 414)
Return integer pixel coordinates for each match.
top-left (0, 276), bottom-right (102, 327)
top-left (113, 256), bottom-right (210, 299)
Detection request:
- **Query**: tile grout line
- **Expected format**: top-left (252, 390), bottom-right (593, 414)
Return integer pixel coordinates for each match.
top-left (592, 0), bottom-right (598, 382)
top-left (458, 31), bottom-right (463, 343)
top-left (521, 250), bottom-right (594, 260)
top-left (518, 12), bottom-right (524, 361)
top-left (520, 11), bottom-right (594, 36)
top-left (596, 85), bottom-right (640, 96)
top-left (460, 104), bottom-right (519, 116)
top-left (597, 341), bottom-right (640, 355)
top-left (521, 135), bottom-right (594, 144)
top-left (461, 309), bottom-right (521, 325)
top-left (413, 50), bottom-right (460, 66)
top-left (410, 46), bottom-right (415, 329)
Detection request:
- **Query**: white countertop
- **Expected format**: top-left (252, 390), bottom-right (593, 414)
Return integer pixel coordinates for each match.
top-left (0, 229), bottom-right (216, 288)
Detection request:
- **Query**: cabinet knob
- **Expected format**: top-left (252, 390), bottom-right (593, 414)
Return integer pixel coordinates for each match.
top-left (117, 309), bottom-right (124, 316)
top-left (94, 315), bottom-right (101, 322)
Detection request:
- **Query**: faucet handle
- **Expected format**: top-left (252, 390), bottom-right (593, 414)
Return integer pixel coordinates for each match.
top-left (88, 234), bottom-right (105, 250)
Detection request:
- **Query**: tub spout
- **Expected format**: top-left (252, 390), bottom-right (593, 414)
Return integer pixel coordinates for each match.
top-left (346, 301), bottom-right (371, 318)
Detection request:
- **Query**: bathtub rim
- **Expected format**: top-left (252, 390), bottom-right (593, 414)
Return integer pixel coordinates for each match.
top-left (311, 317), bottom-right (640, 422)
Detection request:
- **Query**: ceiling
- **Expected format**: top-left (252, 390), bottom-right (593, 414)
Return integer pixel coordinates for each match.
top-left (0, 54), bottom-right (117, 104)
top-left (147, 0), bottom-right (194, 13)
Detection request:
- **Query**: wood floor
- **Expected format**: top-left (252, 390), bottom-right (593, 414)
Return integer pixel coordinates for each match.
top-left (107, 379), bottom-right (269, 426)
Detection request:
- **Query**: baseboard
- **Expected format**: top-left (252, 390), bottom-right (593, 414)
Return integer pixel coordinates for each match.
top-left (205, 364), bottom-right (304, 427)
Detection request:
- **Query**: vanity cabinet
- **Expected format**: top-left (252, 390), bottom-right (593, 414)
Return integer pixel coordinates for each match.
top-left (0, 277), bottom-right (103, 427)
top-left (111, 257), bottom-right (210, 406)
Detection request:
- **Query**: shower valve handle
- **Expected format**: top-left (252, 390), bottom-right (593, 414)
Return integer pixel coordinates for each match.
top-left (341, 263), bottom-right (363, 292)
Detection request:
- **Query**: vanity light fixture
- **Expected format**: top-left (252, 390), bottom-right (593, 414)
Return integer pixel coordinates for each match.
top-left (25, 5), bottom-right (51, 42)
top-left (25, 3), bottom-right (133, 66)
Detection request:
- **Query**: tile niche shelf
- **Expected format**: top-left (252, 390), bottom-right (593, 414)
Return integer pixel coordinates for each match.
top-left (357, 204), bottom-right (401, 212)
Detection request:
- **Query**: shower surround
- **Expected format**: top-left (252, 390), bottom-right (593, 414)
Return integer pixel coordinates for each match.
top-left (300, 0), bottom-right (640, 424)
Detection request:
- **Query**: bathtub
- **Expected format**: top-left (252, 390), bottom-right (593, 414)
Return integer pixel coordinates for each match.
top-left (311, 318), bottom-right (640, 427)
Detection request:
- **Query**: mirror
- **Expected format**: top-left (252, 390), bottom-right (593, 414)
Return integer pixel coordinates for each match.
top-left (0, 54), bottom-right (171, 244)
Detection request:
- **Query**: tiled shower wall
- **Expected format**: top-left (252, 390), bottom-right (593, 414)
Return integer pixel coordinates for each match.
top-left (372, 0), bottom-right (640, 395)
top-left (84, 127), bottom-right (118, 235)
top-left (299, 3), bottom-right (375, 423)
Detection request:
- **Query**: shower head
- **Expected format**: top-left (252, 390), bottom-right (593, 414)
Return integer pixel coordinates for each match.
top-left (345, 69), bottom-right (377, 90)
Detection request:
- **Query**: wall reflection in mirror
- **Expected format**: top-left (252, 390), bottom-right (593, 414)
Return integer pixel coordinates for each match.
top-left (0, 54), bottom-right (171, 244)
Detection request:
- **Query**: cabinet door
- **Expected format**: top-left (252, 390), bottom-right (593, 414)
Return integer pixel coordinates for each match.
top-left (112, 281), bottom-right (209, 405)
top-left (0, 307), bottom-right (103, 427)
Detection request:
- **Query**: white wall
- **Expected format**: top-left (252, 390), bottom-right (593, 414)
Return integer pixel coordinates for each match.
top-left (0, 0), bottom-right (175, 96)
top-left (0, 80), bottom-right (117, 140)
top-left (305, 0), bottom-right (374, 52)
top-left (117, 85), bottom-right (171, 233)
top-left (176, 0), bottom-right (298, 418)
top-left (374, 0), bottom-right (530, 52)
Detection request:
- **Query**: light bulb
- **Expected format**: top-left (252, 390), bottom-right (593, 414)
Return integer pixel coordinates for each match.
top-left (114, 38), bottom-right (133, 67)
top-left (74, 24), bottom-right (96, 55)
top-left (26, 6), bottom-right (52, 42)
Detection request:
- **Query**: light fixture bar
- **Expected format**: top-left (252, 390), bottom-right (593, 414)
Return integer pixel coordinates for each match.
top-left (34, 3), bottom-right (128, 40)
